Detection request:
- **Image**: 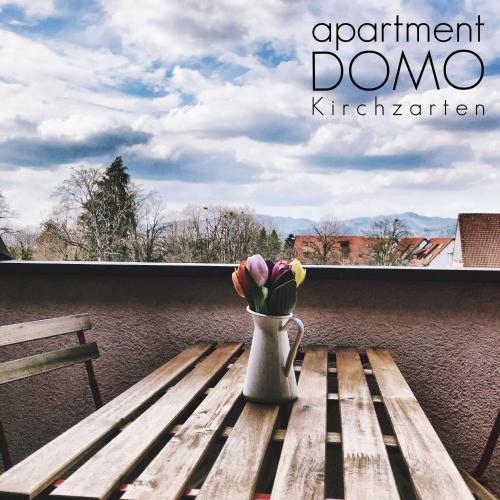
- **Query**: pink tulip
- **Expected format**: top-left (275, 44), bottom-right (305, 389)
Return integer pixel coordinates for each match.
top-left (272, 259), bottom-right (291, 281)
top-left (246, 254), bottom-right (268, 286)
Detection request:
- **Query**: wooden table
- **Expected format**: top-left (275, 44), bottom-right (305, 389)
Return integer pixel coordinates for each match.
top-left (0, 342), bottom-right (477, 499)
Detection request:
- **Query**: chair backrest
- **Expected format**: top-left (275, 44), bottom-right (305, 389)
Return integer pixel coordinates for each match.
top-left (0, 314), bottom-right (99, 386)
top-left (0, 313), bottom-right (102, 470)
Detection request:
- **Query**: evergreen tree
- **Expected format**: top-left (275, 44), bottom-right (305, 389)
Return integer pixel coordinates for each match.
top-left (79, 157), bottom-right (137, 260)
top-left (283, 233), bottom-right (295, 259)
top-left (267, 229), bottom-right (281, 260)
top-left (257, 227), bottom-right (268, 256)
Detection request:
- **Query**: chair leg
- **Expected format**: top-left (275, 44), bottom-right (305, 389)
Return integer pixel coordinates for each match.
top-left (0, 421), bottom-right (12, 470)
top-left (473, 409), bottom-right (500, 480)
top-left (77, 331), bottom-right (103, 409)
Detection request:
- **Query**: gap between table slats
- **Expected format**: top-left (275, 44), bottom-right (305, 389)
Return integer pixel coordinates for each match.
top-left (336, 349), bottom-right (399, 500)
top-left (367, 348), bottom-right (474, 500)
top-left (203, 388), bottom-right (382, 403)
top-left (0, 342), bottom-right (214, 500)
top-left (52, 343), bottom-right (242, 500)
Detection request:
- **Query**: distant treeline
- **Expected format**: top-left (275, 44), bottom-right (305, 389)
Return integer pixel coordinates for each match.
top-left (0, 157), bottom-right (293, 263)
top-left (0, 157), bottom-right (410, 265)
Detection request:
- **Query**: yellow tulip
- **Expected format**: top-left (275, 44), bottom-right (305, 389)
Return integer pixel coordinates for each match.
top-left (290, 259), bottom-right (306, 287)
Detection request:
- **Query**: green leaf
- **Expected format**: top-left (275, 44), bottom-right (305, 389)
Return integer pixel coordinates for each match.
top-left (244, 267), bottom-right (268, 314)
top-left (257, 287), bottom-right (269, 315)
top-left (268, 279), bottom-right (297, 316)
top-left (270, 269), bottom-right (295, 290)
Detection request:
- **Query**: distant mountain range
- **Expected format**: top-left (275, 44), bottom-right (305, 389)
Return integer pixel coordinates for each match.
top-left (257, 212), bottom-right (456, 238)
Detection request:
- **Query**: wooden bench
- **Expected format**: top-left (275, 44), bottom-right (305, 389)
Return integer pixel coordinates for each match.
top-left (0, 314), bottom-right (102, 470)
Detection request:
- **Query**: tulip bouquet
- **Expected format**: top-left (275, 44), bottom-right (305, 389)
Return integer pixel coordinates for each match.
top-left (232, 255), bottom-right (306, 316)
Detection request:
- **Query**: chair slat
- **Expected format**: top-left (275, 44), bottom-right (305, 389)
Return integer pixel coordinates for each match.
top-left (122, 350), bottom-right (249, 500)
top-left (367, 349), bottom-right (473, 500)
top-left (336, 349), bottom-right (399, 500)
top-left (0, 342), bottom-right (213, 499)
top-left (52, 343), bottom-right (242, 500)
top-left (197, 402), bottom-right (279, 500)
top-left (0, 314), bottom-right (91, 347)
top-left (0, 343), bottom-right (99, 385)
top-left (272, 346), bottom-right (328, 500)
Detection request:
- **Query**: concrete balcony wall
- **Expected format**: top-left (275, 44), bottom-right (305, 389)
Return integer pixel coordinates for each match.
top-left (0, 262), bottom-right (499, 487)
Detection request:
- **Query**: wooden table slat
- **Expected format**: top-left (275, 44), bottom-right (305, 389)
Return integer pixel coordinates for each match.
top-left (196, 402), bottom-right (279, 500)
top-left (272, 346), bottom-right (328, 500)
top-left (367, 348), bottom-right (474, 500)
top-left (336, 349), bottom-right (399, 500)
top-left (52, 343), bottom-right (241, 500)
top-left (122, 350), bottom-right (250, 500)
top-left (0, 342), bottom-right (213, 499)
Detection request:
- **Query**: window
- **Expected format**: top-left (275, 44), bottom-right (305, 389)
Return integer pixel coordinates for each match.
top-left (341, 240), bottom-right (350, 258)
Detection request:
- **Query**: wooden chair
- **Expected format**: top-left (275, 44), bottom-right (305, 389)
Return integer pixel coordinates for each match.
top-left (0, 314), bottom-right (102, 470)
top-left (461, 408), bottom-right (500, 499)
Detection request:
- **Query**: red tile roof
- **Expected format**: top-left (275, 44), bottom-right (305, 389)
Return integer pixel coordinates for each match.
top-left (406, 237), bottom-right (454, 266)
top-left (293, 235), bottom-right (453, 266)
top-left (457, 213), bottom-right (500, 268)
top-left (293, 235), bottom-right (372, 264)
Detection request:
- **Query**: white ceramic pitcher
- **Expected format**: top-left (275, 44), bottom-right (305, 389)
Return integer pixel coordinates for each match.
top-left (243, 306), bottom-right (304, 403)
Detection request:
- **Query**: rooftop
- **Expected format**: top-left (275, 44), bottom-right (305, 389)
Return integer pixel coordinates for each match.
top-left (457, 213), bottom-right (500, 268)
top-left (294, 235), bottom-right (454, 267)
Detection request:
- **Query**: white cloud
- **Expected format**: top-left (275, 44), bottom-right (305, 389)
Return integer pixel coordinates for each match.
top-left (1, 165), bottom-right (74, 226)
top-left (0, 0), bottom-right (498, 226)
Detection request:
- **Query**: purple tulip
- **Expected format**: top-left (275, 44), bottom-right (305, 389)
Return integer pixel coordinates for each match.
top-left (246, 254), bottom-right (268, 287)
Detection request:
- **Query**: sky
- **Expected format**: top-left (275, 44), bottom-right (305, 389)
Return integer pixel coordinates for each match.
top-left (0, 0), bottom-right (499, 226)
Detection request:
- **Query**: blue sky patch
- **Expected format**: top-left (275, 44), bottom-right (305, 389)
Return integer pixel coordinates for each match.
top-left (255, 42), bottom-right (295, 68)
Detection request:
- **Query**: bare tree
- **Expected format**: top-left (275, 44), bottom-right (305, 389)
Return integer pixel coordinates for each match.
top-left (132, 193), bottom-right (168, 262)
top-left (305, 216), bottom-right (341, 264)
top-left (164, 206), bottom-right (272, 263)
top-left (43, 167), bottom-right (101, 259)
top-left (364, 217), bottom-right (411, 266)
top-left (8, 228), bottom-right (37, 260)
top-left (35, 221), bottom-right (79, 261)
top-left (0, 191), bottom-right (15, 236)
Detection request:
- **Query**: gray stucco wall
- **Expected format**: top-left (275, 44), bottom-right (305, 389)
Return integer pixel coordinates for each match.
top-left (0, 263), bottom-right (499, 490)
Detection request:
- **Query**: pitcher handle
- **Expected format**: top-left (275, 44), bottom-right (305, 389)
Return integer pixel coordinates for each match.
top-left (282, 316), bottom-right (304, 377)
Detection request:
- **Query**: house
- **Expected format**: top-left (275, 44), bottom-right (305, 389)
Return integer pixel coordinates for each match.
top-left (294, 235), bottom-right (454, 267)
top-left (452, 213), bottom-right (500, 268)
top-left (293, 235), bottom-right (372, 265)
